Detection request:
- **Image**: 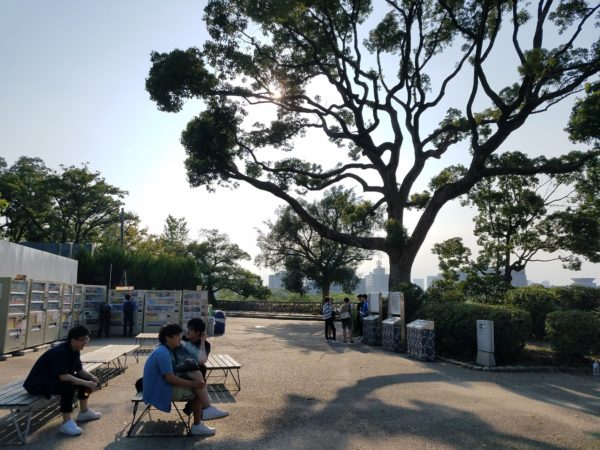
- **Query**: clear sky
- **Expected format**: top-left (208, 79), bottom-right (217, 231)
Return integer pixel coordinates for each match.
top-left (1, 1), bottom-right (598, 287)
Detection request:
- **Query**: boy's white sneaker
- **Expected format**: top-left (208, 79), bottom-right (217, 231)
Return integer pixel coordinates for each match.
top-left (77, 409), bottom-right (102, 422)
top-left (59, 419), bottom-right (82, 436)
top-left (202, 405), bottom-right (229, 420)
top-left (190, 422), bottom-right (216, 436)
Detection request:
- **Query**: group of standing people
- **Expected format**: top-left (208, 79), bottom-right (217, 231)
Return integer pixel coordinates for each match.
top-left (97, 293), bottom-right (137, 338)
top-left (322, 294), bottom-right (369, 343)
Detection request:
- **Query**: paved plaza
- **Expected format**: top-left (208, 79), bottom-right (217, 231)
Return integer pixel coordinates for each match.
top-left (1, 317), bottom-right (599, 449)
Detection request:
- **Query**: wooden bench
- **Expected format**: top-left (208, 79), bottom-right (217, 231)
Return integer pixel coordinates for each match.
top-left (81, 344), bottom-right (140, 377)
top-left (0, 363), bottom-right (101, 444)
top-left (128, 392), bottom-right (191, 437)
top-left (134, 333), bottom-right (159, 357)
top-left (205, 354), bottom-right (242, 392)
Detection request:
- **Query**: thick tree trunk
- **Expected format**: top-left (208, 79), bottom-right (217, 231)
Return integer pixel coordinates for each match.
top-left (388, 251), bottom-right (413, 290)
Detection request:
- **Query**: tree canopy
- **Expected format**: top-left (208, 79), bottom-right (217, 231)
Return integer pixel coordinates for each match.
top-left (147, 0), bottom-right (600, 288)
top-left (0, 157), bottom-right (130, 243)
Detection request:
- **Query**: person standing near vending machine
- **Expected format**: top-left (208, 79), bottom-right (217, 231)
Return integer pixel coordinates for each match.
top-left (122, 293), bottom-right (137, 337)
top-left (98, 301), bottom-right (112, 338)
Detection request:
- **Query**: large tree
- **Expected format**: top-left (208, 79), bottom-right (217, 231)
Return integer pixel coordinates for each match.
top-left (0, 157), bottom-right (53, 241)
top-left (0, 159), bottom-right (129, 244)
top-left (256, 187), bottom-right (378, 297)
top-left (44, 164), bottom-right (128, 243)
top-left (146, 0), bottom-right (600, 288)
top-left (188, 229), bottom-right (270, 303)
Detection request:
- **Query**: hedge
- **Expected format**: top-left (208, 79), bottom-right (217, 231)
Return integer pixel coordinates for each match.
top-left (416, 301), bottom-right (531, 363)
top-left (545, 310), bottom-right (600, 362)
top-left (505, 286), bottom-right (559, 338)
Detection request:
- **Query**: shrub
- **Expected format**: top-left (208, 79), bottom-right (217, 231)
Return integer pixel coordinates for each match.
top-left (417, 301), bottom-right (531, 363)
top-left (392, 282), bottom-right (425, 323)
top-left (505, 286), bottom-right (559, 338)
top-left (545, 310), bottom-right (600, 362)
top-left (553, 286), bottom-right (600, 311)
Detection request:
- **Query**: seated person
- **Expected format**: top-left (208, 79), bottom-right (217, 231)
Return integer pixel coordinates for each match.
top-left (174, 318), bottom-right (228, 420)
top-left (23, 325), bottom-right (101, 436)
top-left (142, 323), bottom-right (215, 436)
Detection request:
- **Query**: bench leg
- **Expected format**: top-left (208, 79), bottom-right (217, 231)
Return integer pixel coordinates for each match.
top-left (10, 407), bottom-right (34, 444)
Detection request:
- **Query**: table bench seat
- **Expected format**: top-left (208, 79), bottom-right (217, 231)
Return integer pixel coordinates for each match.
top-left (205, 353), bottom-right (242, 392)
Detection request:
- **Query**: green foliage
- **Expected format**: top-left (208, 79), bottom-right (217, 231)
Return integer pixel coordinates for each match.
top-left (545, 310), bottom-right (600, 362)
top-left (160, 215), bottom-right (190, 256)
top-left (391, 282), bottom-right (424, 324)
top-left (566, 81), bottom-right (600, 144)
top-left (417, 301), bottom-right (531, 363)
top-left (553, 285), bottom-right (600, 311)
top-left (505, 286), bottom-right (559, 338)
top-left (424, 279), bottom-right (467, 303)
top-left (189, 229), bottom-right (269, 303)
top-left (0, 158), bottom-right (130, 244)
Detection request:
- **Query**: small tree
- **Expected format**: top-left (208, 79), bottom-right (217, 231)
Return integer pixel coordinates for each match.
top-left (256, 187), bottom-right (378, 297)
top-left (188, 229), bottom-right (269, 303)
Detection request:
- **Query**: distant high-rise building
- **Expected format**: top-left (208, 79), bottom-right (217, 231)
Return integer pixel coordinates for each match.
top-left (364, 260), bottom-right (389, 293)
top-left (541, 280), bottom-right (550, 288)
top-left (511, 270), bottom-right (528, 287)
top-left (571, 277), bottom-right (596, 287)
top-left (426, 275), bottom-right (443, 289)
top-left (268, 271), bottom-right (286, 289)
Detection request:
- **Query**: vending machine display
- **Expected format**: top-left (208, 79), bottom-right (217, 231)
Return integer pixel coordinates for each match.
top-left (82, 285), bottom-right (107, 335)
top-left (181, 290), bottom-right (209, 324)
top-left (25, 280), bottom-right (47, 348)
top-left (108, 289), bottom-right (145, 336)
top-left (71, 284), bottom-right (84, 328)
top-left (142, 290), bottom-right (181, 332)
top-left (0, 278), bottom-right (29, 354)
top-left (44, 282), bottom-right (62, 343)
top-left (59, 283), bottom-right (74, 340)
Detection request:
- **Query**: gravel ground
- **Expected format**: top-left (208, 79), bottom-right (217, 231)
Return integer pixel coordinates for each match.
top-left (1, 317), bottom-right (599, 449)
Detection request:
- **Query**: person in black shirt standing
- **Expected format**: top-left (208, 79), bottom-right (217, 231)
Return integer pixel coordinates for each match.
top-left (122, 293), bottom-right (136, 337)
top-left (23, 325), bottom-right (102, 436)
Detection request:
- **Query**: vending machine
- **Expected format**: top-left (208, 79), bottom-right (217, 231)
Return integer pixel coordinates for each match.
top-left (82, 284), bottom-right (107, 335)
top-left (181, 290), bottom-right (209, 325)
top-left (25, 280), bottom-right (47, 348)
top-left (142, 290), bottom-right (182, 332)
top-left (59, 283), bottom-right (74, 340)
top-left (71, 284), bottom-right (84, 328)
top-left (0, 277), bottom-right (29, 354)
top-left (43, 281), bottom-right (62, 344)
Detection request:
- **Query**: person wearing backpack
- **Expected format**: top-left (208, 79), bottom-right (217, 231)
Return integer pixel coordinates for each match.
top-left (122, 293), bottom-right (136, 337)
